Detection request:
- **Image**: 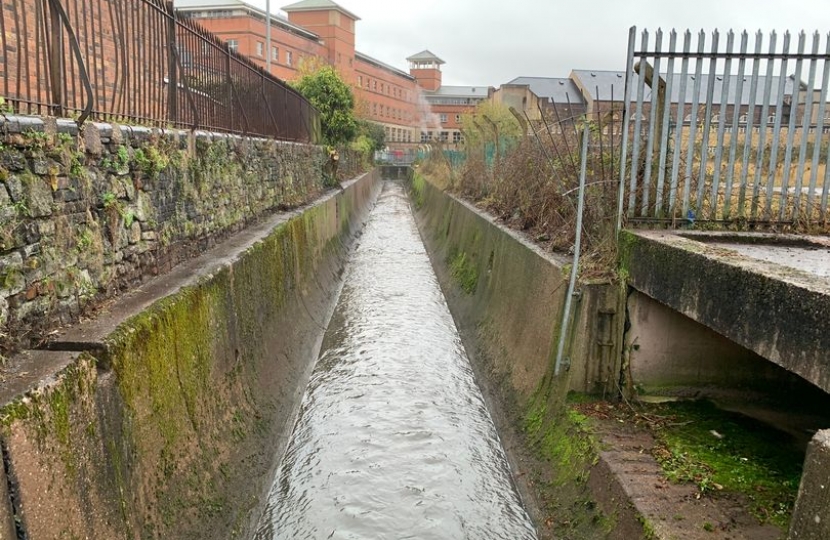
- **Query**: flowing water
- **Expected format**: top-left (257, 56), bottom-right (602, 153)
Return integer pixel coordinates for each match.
top-left (253, 181), bottom-right (537, 540)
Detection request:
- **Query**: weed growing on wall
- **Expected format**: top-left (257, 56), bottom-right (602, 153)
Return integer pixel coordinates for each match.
top-left (428, 104), bottom-right (623, 278)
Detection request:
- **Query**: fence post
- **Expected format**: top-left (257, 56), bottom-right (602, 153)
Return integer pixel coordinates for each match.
top-left (166, 2), bottom-right (178, 125)
top-left (48, 0), bottom-right (64, 117)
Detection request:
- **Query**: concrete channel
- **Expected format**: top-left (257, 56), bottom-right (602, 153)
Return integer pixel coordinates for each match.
top-left (0, 166), bottom-right (828, 539)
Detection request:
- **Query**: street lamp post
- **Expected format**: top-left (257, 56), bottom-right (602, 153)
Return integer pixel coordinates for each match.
top-left (265, 0), bottom-right (272, 73)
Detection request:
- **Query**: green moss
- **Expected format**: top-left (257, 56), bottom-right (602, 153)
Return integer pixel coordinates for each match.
top-left (448, 249), bottom-right (479, 294)
top-left (411, 172), bottom-right (426, 209)
top-left (638, 513), bottom-right (658, 539)
top-left (108, 285), bottom-right (215, 448)
top-left (0, 398), bottom-right (31, 427)
top-left (650, 400), bottom-right (802, 528)
top-left (617, 229), bottom-right (638, 281)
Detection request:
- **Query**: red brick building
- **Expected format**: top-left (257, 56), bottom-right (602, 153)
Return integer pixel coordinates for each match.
top-left (174, 0), bottom-right (482, 147)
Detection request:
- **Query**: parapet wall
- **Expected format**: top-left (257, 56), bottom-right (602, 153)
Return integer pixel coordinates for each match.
top-left (0, 167), bottom-right (380, 539)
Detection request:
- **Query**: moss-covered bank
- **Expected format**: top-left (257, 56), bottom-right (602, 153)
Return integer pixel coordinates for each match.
top-left (0, 169), bottom-right (380, 539)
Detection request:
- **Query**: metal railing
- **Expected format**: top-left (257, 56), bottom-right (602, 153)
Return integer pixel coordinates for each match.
top-left (0, 0), bottom-right (319, 142)
top-left (618, 27), bottom-right (830, 229)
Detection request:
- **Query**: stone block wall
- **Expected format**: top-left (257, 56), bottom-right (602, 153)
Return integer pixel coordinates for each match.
top-left (0, 115), bottom-right (362, 358)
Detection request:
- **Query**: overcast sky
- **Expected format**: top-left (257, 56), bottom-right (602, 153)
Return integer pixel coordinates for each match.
top-left (247, 0), bottom-right (830, 87)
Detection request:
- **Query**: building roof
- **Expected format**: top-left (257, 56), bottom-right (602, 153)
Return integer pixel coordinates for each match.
top-left (406, 50), bottom-right (445, 65)
top-left (424, 85), bottom-right (490, 100)
top-left (355, 51), bottom-right (414, 81)
top-left (174, 0), bottom-right (319, 40)
top-left (281, 0), bottom-right (360, 21)
top-left (506, 76), bottom-right (585, 106)
top-left (571, 69), bottom-right (803, 106)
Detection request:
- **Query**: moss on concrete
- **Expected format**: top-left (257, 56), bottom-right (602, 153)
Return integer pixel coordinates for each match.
top-left (448, 249), bottom-right (479, 294)
top-left (411, 172), bottom-right (426, 209)
top-left (650, 400), bottom-right (802, 528)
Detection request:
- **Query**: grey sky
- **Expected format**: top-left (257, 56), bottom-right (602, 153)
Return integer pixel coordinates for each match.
top-left (248, 0), bottom-right (830, 87)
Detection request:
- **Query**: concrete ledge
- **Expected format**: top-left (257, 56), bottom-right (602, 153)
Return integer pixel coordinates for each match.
top-left (621, 230), bottom-right (830, 393)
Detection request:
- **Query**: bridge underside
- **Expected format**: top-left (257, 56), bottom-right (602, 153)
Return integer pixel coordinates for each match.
top-left (621, 230), bottom-right (830, 395)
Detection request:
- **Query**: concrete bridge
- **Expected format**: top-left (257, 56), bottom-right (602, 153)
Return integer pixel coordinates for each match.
top-left (619, 229), bottom-right (830, 539)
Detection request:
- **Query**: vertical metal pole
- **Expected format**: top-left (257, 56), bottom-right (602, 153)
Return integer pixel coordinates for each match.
top-left (48, 0), bottom-right (64, 117)
top-left (265, 0), bottom-right (272, 73)
top-left (738, 31), bottom-right (763, 219)
top-left (807, 34), bottom-right (830, 217)
top-left (629, 30), bottom-right (650, 217)
top-left (793, 32), bottom-right (820, 222)
top-left (751, 31), bottom-right (777, 220)
top-left (779, 31), bottom-right (806, 222)
top-left (764, 32), bottom-right (791, 219)
top-left (555, 123), bottom-right (591, 377)
top-left (695, 29), bottom-right (720, 218)
top-left (166, 1), bottom-right (178, 125)
top-left (641, 29), bottom-right (663, 217)
top-left (655, 30), bottom-right (677, 218)
top-left (616, 26), bottom-right (637, 235)
top-left (669, 30), bottom-right (691, 216)
top-left (710, 30), bottom-right (734, 217)
top-left (723, 31), bottom-right (748, 220)
top-left (683, 31), bottom-right (706, 216)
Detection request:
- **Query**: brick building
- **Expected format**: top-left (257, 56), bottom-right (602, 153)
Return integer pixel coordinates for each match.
top-left (408, 50), bottom-right (492, 146)
top-left (175, 0), bottom-right (484, 147)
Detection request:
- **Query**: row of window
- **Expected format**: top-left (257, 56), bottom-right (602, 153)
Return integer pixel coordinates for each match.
top-left (420, 131), bottom-right (463, 143)
top-left (430, 98), bottom-right (483, 106)
top-left (371, 103), bottom-right (412, 122)
top-left (228, 39), bottom-right (295, 67)
top-left (357, 75), bottom-right (410, 101)
top-left (439, 113), bottom-right (462, 124)
top-left (385, 127), bottom-right (413, 143)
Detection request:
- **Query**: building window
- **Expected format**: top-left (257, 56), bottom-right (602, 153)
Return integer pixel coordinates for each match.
top-left (453, 132), bottom-right (462, 143)
top-left (256, 41), bottom-right (264, 57)
top-left (380, 83), bottom-right (385, 93)
top-left (286, 50), bottom-right (293, 66)
top-left (440, 113), bottom-right (448, 123)
top-left (440, 131), bottom-right (449, 142)
top-left (373, 80), bottom-right (377, 91)
top-left (420, 131), bottom-right (429, 143)
top-left (272, 46), bottom-right (279, 61)
top-left (455, 114), bottom-right (461, 123)
top-left (227, 39), bottom-right (239, 52)
top-left (358, 76), bottom-right (362, 87)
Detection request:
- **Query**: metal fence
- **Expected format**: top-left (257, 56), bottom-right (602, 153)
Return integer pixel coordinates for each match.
top-left (618, 27), bottom-right (830, 229)
top-left (0, 0), bottom-right (319, 142)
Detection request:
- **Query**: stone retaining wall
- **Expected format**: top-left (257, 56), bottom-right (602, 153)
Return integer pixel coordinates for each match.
top-left (0, 115), bottom-right (364, 358)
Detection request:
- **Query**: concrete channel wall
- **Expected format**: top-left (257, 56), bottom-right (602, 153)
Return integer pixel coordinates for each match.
top-left (0, 169), bottom-right (381, 540)
top-left (409, 174), bottom-right (622, 401)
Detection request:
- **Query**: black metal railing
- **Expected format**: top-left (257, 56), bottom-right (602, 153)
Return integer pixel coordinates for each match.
top-left (0, 0), bottom-right (319, 142)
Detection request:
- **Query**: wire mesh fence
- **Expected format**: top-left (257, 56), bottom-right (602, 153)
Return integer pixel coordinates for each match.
top-left (0, 0), bottom-right (319, 142)
top-left (619, 27), bottom-right (830, 230)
